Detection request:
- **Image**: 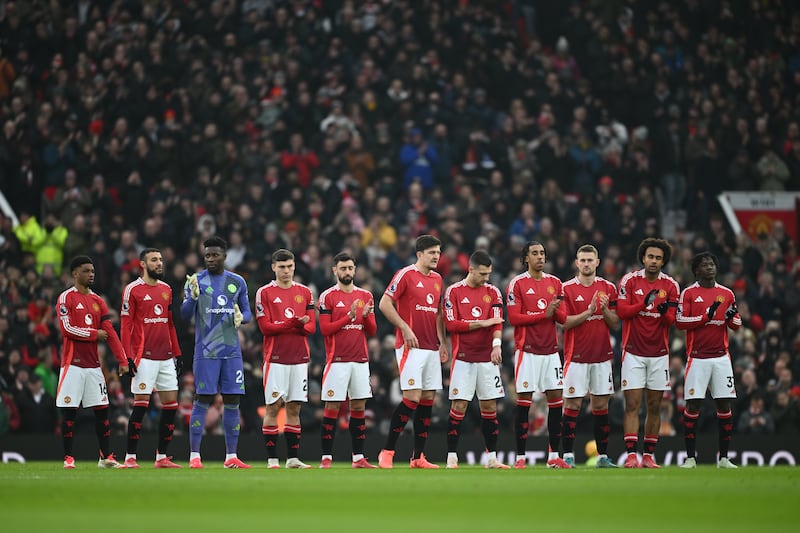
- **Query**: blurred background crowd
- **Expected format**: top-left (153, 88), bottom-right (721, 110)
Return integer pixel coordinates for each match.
top-left (1, 0), bottom-right (799, 439)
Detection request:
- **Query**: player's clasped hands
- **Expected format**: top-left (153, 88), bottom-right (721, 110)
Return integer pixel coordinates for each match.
top-left (362, 300), bottom-right (374, 318)
top-left (545, 296), bottom-right (562, 317)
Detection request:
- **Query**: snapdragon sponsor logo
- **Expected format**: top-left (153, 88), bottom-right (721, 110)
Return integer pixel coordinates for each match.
top-left (342, 324), bottom-right (364, 330)
top-left (206, 308), bottom-right (235, 314)
top-left (414, 304), bottom-right (437, 313)
top-left (144, 317), bottom-right (169, 324)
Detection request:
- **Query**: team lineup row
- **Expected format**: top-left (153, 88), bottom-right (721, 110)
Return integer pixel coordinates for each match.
top-left (54, 234), bottom-right (741, 470)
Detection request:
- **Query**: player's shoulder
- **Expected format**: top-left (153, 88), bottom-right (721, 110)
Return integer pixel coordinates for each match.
top-left (156, 279), bottom-right (172, 290)
top-left (562, 277), bottom-right (579, 288)
top-left (486, 283), bottom-right (503, 298)
top-left (507, 271), bottom-right (530, 290)
top-left (319, 285), bottom-right (339, 301)
top-left (680, 281), bottom-right (700, 295)
top-left (619, 269), bottom-right (644, 285)
top-left (57, 286), bottom-right (77, 303)
top-left (225, 270), bottom-right (248, 285)
top-left (714, 282), bottom-right (735, 297)
top-left (292, 281), bottom-right (313, 293)
top-left (595, 276), bottom-right (617, 290)
top-left (658, 272), bottom-right (681, 289)
top-left (429, 269), bottom-right (444, 282)
top-left (392, 264), bottom-right (418, 281)
top-left (353, 285), bottom-right (373, 298)
top-left (444, 279), bottom-right (467, 295)
top-left (123, 277), bottom-right (145, 293)
top-left (541, 272), bottom-right (562, 283)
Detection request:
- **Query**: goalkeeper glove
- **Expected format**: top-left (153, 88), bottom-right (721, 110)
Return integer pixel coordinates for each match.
top-left (185, 273), bottom-right (199, 300)
top-left (644, 289), bottom-right (659, 307)
top-left (707, 301), bottom-right (721, 321)
top-left (233, 304), bottom-right (243, 328)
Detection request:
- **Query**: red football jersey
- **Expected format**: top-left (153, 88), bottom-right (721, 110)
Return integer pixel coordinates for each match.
top-left (255, 281), bottom-right (316, 364)
top-left (562, 277), bottom-right (617, 364)
top-left (120, 278), bottom-right (181, 363)
top-left (56, 287), bottom-right (127, 369)
top-left (318, 285), bottom-right (377, 363)
top-left (506, 271), bottom-right (566, 355)
top-left (616, 269), bottom-right (680, 357)
top-left (384, 265), bottom-right (443, 350)
top-left (676, 282), bottom-right (741, 359)
top-left (443, 280), bottom-right (503, 363)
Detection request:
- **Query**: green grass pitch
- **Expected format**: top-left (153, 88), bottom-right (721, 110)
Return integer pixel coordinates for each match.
top-left (1, 462), bottom-right (798, 532)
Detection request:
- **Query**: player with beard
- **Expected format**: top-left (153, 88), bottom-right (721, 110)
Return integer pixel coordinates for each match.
top-left (317, 252), bottom-right (378, 468)
top-left (378, 235), bottom-right (448, 468)
top-left (120, 248), bottom-right (183, 468)
top-left (57, 255), bottom-right (131, 469)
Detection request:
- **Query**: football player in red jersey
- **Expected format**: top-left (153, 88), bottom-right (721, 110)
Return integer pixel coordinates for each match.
top-left (443, 250), bottom-right (508, 469)
top-left (56, 256), bottom-right (130, 469)
top-left (120, 248), bottom-right (183, 468)
top-left (561, 244), bottom-right (620, 468)
top-left (616, 238), bottom-right (680, 468)
top-left (255, 249), bottom-right (316, 469)
top-left (676, 252), bottom-right (741, 469)
top-left (506, 241), bottom-right (570, 469)
top-left (378, 235), bottom-right (448, 468)
top-left (317, 252), bottom-right (378, 469)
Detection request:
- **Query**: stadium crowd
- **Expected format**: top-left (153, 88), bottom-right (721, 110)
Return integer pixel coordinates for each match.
top-left (0, 0), bottom-right (799, 440)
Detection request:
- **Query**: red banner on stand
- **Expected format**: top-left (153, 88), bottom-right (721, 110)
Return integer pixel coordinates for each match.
top-left (717, 192), bottom-right (800, 242)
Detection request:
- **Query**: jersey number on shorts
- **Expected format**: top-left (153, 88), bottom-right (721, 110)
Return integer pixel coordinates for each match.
top-left (554, 368), bottom-right (564, 380)
top-left (236, 370), bottom-right (244, 384)
top-left (98, 383), bottom-right (107, 396)
top-left (494, 376), bottom-right (501, 388)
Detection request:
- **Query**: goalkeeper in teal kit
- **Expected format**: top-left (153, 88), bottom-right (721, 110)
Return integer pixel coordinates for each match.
top-left (180, 236), bottom-right (253, 468)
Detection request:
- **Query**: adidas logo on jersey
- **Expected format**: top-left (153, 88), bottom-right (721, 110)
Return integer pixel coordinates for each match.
top-left (461, 297), bottom-right (470, 304)
top-left (336, 301), bottom-right (345, 307)
top-left (273, 297), bottom-right (282, 303)
top-left (76, 303), bottom-right (84, 309)
top-left (635, 289), bottom-right (644, 295)
top-left (575, 295), bottom-right (585, 301)
top-left (694, 296), bottom-right (704, 303)
top-left (416, 281), bottom-right (424, 288)
top-left (144, 294), bottom-right (152, 301)
top-left (526, 288), bottom-right (535, 294)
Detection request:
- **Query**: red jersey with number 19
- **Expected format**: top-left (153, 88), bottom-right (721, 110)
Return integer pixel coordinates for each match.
top-left (443, 280), bottom-right (503, 362)
top-left (121, 278), bottom-right (181, 363)
top-left (562, 277), bottom-right (617, 364)
top-left (384, 265), bottom-right (443, 350)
